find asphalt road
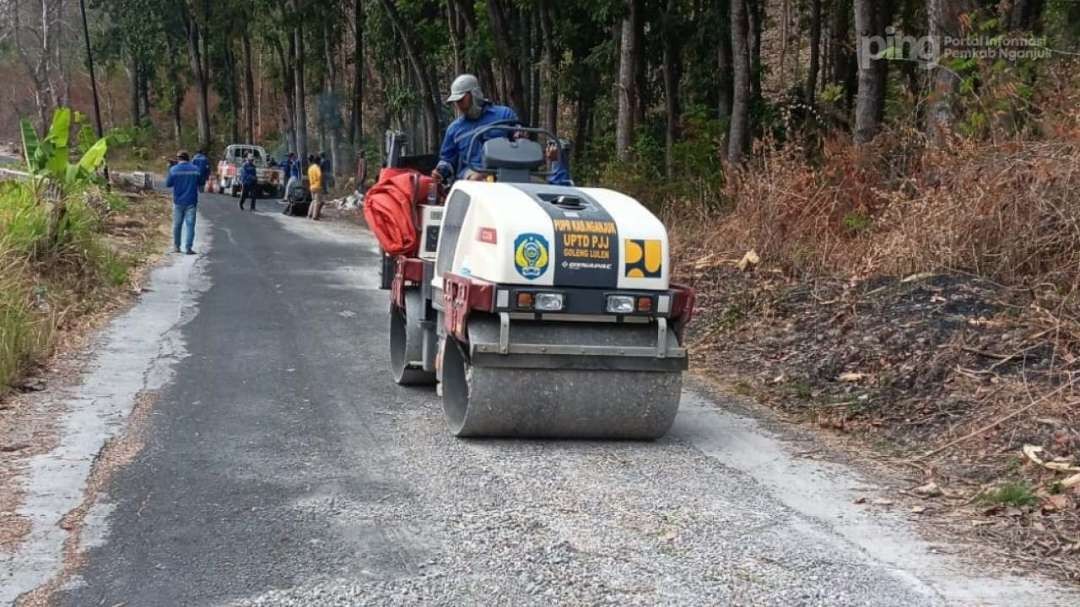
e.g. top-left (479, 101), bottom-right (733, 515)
top-left (30, 192), bottom-right (1076, 606)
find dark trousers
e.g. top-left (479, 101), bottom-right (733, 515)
top-left (239, 184), bottom-right (257, 210)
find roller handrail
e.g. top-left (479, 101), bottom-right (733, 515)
top-left (460, 120), bottom-right (563, 178)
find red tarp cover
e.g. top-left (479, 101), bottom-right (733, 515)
top-left (362, 168), bottom-right (433, 256)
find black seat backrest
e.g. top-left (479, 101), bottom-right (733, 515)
top-left (483, 138), bottom-right (544, 183)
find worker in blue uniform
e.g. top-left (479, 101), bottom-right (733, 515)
top-left (433, 73), bottom-right (572, 186)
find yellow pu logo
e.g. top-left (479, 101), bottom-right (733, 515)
top-left (624, 239), bottom-right (662, 278)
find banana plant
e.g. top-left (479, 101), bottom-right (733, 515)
top-left (19, 107), bottom-right (108, 192)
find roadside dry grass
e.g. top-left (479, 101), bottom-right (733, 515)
top-left (641, 55), bottom-right (1080, 582)
top-left (659, 97), bottom-right (1080, 579)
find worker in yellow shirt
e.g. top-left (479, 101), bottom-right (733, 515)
top-left (306, 155), bottom-right (324, 221)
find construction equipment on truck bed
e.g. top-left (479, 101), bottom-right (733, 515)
top-left (376, 126), bottom-right (694, 439)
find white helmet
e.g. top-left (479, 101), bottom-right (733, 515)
top-left (445, 73), bottom-right (485, 105)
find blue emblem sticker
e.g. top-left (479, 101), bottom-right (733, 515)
top-left (513, 233), bottom-right (550, 280)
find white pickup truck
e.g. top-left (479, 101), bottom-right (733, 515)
top-left (215, 144), bottom-right (284, 197)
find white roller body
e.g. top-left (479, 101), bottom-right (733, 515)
top-left (433, 181), bottom-right (670, 291)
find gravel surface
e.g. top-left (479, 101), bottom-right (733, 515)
top-left (6, 194), bottom-right (1070, 607)
top-left (224, 421), bottom-right (937, 607)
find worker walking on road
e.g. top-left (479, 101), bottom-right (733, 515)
top-left (165, 151), bottom-right (201, 255)
top-left (192, 150), bottom-right (211, 192)
top-left (307, 155), bottom-right (324, 221)
top-left (281, 152), bottom-right (299, 202)
top-left (239, 155), bottom-right (258, 212)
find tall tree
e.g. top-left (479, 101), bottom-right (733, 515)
top-left (806, 0), bottom-right (822, 105)
top-left (661, 0), bottom-right (683, 177)
top-left (180, 0), bottom-right (211, 150)
top-left (243, 26), bottom-right (257, 144)
top-left (829, 0), bottom-right (856, 108)
top-left (349, 0), bottom-right (365, 145)
top-left (487, 0), bottom-right (529, 122)
top-left (615, 0), bottom-right (640, 161)
top-left (927, 0), bottom-right (977, 144)
top-left (729, 0), bottom-right (752, 163)
top-left (853, 0), bottom-right (883, 143)
top-left (378, 0), bottom-right (439, 151)
top-left (6, 0), bottom-right (66, 127)
top-left (717, 0), bottom-right (734, 121)
top-left (448, 0), bottom-right (497, 96)
top-left (1007, 0), bottom-right (1046, 31)
top-left (538, 0), bottom-right (558, 134)
top-left (322, 19), bottom-right (342, 177)
top-left (748, 0), bottom-right (763, 103)
top-left (270, 28), bottom-right (297, 153)
top-left (292, 0), bottom-right (309, 160)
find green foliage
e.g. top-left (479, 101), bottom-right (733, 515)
top-left (0, 253), bottom-right (47, 390)
top-left (19, 108), bottom-right (110, 191)
top-left (820, 84), bottom-right (846, 106)
top-left (0, 177), bottom-right (158, 391)
top-left (843, 212), bottom-right (872, 234)
top-left (979, 482), bottom-right (1038, 507)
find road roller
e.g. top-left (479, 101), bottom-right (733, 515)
top-left (382, 127), bottom-right (695, 439)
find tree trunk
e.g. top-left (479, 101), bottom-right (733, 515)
top-left (539, 0), bottom-right (558, 134)
top-left (272, 33), bottom-right (297, 153)
top-left (379, 0), bottom-right (440, 151)
top-left (518, 6), bottom-right (533, 121)
top-left (780, 0), bottom-right (789, 91)
top-left (350, 0), bottom-right (365, 145)
top-left (574, 96), bottom-right (589, 165)
top-left (748, 0), bottom-right (763, 103)
top-left (223, 41), bottom-right (241, 144)
top-left (662, 0), bottom-right (681, 178)
top-left (531, 10), bottom-right (544, 127)
top-left (293, 4), bottom-right (309, 160)
top-left (324, 23), bottom-right (341, 180)
top-left (181, 1), bottom-right (211, 150)
top-left (1008, 0), bottom-right (1045, 31)
top-left (164, 37), bottom-right (184, 144)
top-left (129, 58), bottom-right (141, 127)
top-left (729, 0), bottom-right (752, 163)
top-left (487, 0), bottom-right (529, 122)
top-left (447, 0), bottom-right (465, 73)
top-left (717, 0), bottom-right (734, 121)
top-left (450, 0), bottom-right (498, 96)
top-left (829, 0), bottom-right (856, 107)
top-left (806, 0), bottom-right (822, 105)
top-left (853, 0), bottom-right (882, 144)
top-left (138, 63), bottom-right (151, 124)
top-left (243, 28), bottom-right (256, 144)
top-left (927, 0), bottom-right (976, 144)
top-left (615, 0), bottom-right (640, 161)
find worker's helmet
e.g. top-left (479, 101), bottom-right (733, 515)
top-left (445, 74), bottom-right (485, 105)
